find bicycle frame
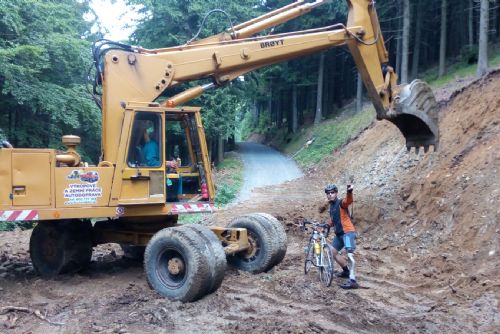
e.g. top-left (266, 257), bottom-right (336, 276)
top-left (303, 220), bottom-right (334, 287)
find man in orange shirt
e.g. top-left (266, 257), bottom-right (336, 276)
top-left (325, 183), bottom-right (358, 289)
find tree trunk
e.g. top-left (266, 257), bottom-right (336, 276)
top-left (8, 108), bottom-right (12, 141)
top-left (438, 0), bottom-right (447, 78)
top-left (411, 0), bottom-right (422, 80)
top-left (292, 85), bottom-right (298, 133)
top-left (314, 53), bottom-right (325, 125)
top-left (227, 135), bottom-right (235, 151)
top-left (207, 137), bottom-right (213, 163)
top-left (401, 0), bottom-right (410, 84)
top-left (356, 72), bottom-right (363, 113)
top-left (468, 0), bottom-right (474, 46)
top-left (217, 135), bottom-right (224, 164)
top-left (491, 0), bottom-right (497, 42)
top-left (395, 5), bottom-right (402, 78)
top-left (476, 0), bottom-right (489, 77)
top-left (268, 85), bottom-right (272, 124)
top-left (251, 99), bottom-right (258, 127)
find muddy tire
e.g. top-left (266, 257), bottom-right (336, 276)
top-left (251, 213), bottom-right (287, 267)
top-left (227, 216), bottom-right (274, 273)
top-left (320, 245), bottom-right (334, 287)
top-left (30, 220), bottom-right (92, 277)
top-left (144, 226), bottom-right (211, 302)
top-left (237, 214), bottom-right (279, 272)
top-left (304, 242), bottom-right (314, 274)
top-left (120, 244), bottom-right (146, 260)
top-left (185, 224), bottom-right (226, 294)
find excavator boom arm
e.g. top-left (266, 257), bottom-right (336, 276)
top-left (97, 0), bottom-right (438, 162)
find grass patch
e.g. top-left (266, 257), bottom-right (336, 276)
top-left (0, 221), bottom-right (35, 232)
top-left (279, 106), bottom-right (375, 169)
top-left (422, 46), bottom-right (500, 88)
top-left (214, 153), bottom-right (244, 207)
top-left (177, 213), bottom-right (204, 224)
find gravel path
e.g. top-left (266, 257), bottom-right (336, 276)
top-left (234, 142), bottom-right (303, 203)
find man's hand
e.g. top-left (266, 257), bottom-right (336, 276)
top-left (166, 160), bottom-right (178, 169)
top-left (347, 184), bottom-right (353, 193)
top-left (318, 202), bottom-right (328, 213)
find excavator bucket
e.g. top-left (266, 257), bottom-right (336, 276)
top-left (390, 80), bottom-right (439, 152)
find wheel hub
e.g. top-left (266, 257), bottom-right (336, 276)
top-left (42, 242), bottom-right (57, 259)
top-left (242, 235), bottom-right (258, 259)
top-left (167, 257), bottom-right (185, 275)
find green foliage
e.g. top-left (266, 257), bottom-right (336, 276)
top-left (0, 220), bottom-right (35, 232)
top-left (128, 0), bottom-right (262, 48)
top-left (460, 45), bottom-right (479, 65)
top-left (422, 43), bottom-right (500, 88)
top-left (198, 83), bottom-right (248, 139)
top-left (0, 0), bottom-right (100, 162)
top-left (214, 154), bottom-right (243, 206)
top-left (239, 111), bottom-right (254, 140)
top-left (284, 107), bottom-right (375, 168)
top-left (177, 213), bottom-right (203, 225)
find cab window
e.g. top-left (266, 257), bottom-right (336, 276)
top-left (127, 112), bottom-right (162, 167)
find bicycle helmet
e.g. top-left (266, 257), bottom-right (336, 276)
top-left (324, 184), bottom-right (338, 193)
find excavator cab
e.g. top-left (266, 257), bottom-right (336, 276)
top-left (120, 103), bottom-right (215, 206)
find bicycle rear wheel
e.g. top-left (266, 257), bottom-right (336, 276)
top-left (304, 242), bottom-right (314, 274)
top-left (319, 245), bottom-right (334, 287)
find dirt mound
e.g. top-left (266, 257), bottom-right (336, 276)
top-left (0, 72), bottom-right (499, 333)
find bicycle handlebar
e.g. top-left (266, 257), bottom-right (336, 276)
top-left (302, 220), bottom-right (331, 237)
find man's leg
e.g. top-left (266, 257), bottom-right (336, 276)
top-left (340, 233), bottom-right (359, 289)
top-left (332, 248), bottom-right (348, 268)
top-left (331, 236), bottom-right (349, 277)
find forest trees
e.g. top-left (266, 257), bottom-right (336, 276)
top-left (0, 0), bottom-right (100, 161)
top-left (477, 0), bottom-right (490, 76)
top-left (0, 0), bottom-right (498, 161)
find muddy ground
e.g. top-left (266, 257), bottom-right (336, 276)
top-left (1, 71), bottom-right (499, 333)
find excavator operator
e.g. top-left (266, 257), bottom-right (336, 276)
top-left (136, 120), bottom-right (161, 167)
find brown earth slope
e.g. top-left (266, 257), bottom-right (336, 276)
top-left (0, 71), bottom-right (499, 333)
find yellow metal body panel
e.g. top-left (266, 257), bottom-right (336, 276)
top-left (100, 27), bottom-right (357, 163)
top-left (35, 207), bottom-right (120, 220)
top-left (55, 167), bottom-right (114, 208)
top-left (119, 178), bottom-right (164, 205)
top-left (0, 149), bottom-right (12, 206)
top-left (12, 150), bottom-right (53, 207)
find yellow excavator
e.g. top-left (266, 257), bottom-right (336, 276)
top-left (0, 0), bottom-right (438, 302)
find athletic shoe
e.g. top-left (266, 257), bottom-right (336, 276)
top-left (340, 279), bottom-right (359, 289)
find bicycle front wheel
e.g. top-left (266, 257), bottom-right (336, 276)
top-left (319, 245), bottom-right (334, 287)
top-left (304, 242), bottom-right (314, 274)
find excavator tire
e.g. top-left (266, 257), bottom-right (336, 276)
top-left (227, 216), bottom-right (274, 273)
top-left (184, 224), bottom-right (227, 294)
top-left (393, 79), bottom-right (440, 152)
top-left (143, 226), bottom-right (211, 302)
top-left (250, 213), bottom-right (287, 268)
top-left (30, 220), bottom-right (92, 277)
top-left (235, 214), bottom-right (280, 272)
top-left (244, 213), bottom-right (286, 269)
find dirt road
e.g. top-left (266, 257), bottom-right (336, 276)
top-left (234, 142), bottom-right (303, 202)
top-left (1, 71), bottom-right (499, 333)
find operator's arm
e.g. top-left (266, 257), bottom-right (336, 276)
top-left (341, 185), bottom-right (353, 208)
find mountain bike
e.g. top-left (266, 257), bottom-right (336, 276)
top-left (302, 220), bottom-right (334, 287)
